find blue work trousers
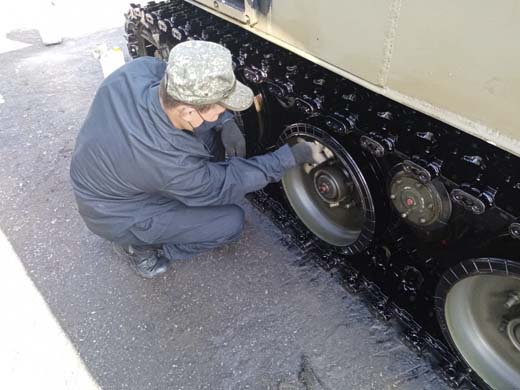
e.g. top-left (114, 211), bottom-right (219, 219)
top-left (119, 203), bottom-right (245, 261)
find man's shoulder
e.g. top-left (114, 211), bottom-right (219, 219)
top-left (123, 56), bottom-right (166, 76)
top-left (100, 57), bottom-right (166, 90)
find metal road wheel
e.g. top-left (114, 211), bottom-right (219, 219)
top-left (436, 258), bottom-right (520, 389)
top-left (278, 123), bottom-right (376, 253)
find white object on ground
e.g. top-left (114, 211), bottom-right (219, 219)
top-left (39, 1), bottom-right (63, 45)
top-left (94, 44), bottom-right (126, 78)
top-left (0, 94), bottom-right (5, 104)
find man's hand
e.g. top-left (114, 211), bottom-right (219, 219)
top-left (221, 120), bottom-right (246, 158)
top-left (290, 141), bottom-right (328, 165)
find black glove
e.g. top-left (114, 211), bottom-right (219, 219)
top-left (290, 141), bottom-right (328, 165)
top-left (220, 120), bottom-right (246, 158)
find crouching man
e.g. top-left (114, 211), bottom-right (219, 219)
top-left (70, 40), bottom-right (326, 278)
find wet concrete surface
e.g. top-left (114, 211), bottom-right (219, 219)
top-left (0, 28), bottom-right (451, 390)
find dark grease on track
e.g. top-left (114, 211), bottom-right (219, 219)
top-left (248, 190), bottom-right (471, 388)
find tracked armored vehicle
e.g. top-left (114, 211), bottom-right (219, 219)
top-left (124, 1), bottom-right (520, 388)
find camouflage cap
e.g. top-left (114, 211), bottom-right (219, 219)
top-left (165, 40), bottom-right (254, 111)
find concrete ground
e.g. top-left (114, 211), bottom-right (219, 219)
top-left (0, 28), bottom-right (450, 390)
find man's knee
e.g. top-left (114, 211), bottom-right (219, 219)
top-left (220, 204), bottom-right (245, 240)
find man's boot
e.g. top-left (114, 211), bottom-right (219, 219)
top-left (113, 244), bottom-right (170, 278)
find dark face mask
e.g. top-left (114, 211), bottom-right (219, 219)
top-left (189, 109), bottom-right (219, 133)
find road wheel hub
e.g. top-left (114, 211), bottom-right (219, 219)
top-left (313, 166), bottom-right (353, 206)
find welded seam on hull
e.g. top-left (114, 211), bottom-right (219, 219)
top-left (378, 0), bottom-right (402, 87)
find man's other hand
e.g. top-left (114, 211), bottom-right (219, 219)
top-left (221, 120), bottom-right (246, 158)
top-left (290, 141), bottom-right (328, 165)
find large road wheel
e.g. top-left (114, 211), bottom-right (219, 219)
top-left (435, 258), bottom-right (520, 389)
top-left (278, 123), bottom-right (379, 254)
